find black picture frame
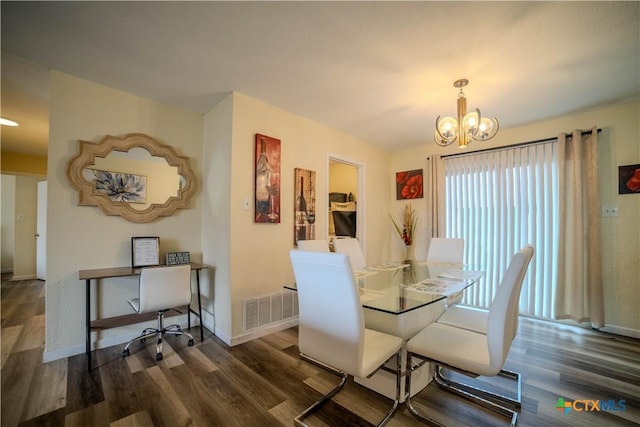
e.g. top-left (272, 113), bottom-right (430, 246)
top-left (131, 236), bottom-right (160, 267)
top-left (618, 164), bottom-right (640, 194)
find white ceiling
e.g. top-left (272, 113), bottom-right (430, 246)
top-left (1, 1), bottom-right (639, 158)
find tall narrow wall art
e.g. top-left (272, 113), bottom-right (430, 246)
top-left (294, 168), bottom-right (316, 246)
top-left (254, 134), bottom-right (281, 223)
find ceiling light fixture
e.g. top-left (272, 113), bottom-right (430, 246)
top-left (0, 117), bottom-right (19, 127)
top-left (434, 78), bottom-right (499, 148)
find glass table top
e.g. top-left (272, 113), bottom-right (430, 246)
top-left (286, 261), bottom-right (484, 315)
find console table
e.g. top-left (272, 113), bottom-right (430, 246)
top-left (78, 262), bottom-right (210, 371)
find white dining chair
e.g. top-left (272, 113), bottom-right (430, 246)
top-left (426, 237), bottom-right (464, 264)
top-left (122, 264), bottom-right (195, 361)
top-left (405, 245), bottom-right (534, 426)
top-left (438, 245), bottom-right (534, 337)
top-left (427, 237), bottom-right (465, 305)
top-left (289, 250), bottom-right (403, 427)
top-left (297, 239), bottom-right (330, 252)
top-left (333, 237), bottom-right (366, 271)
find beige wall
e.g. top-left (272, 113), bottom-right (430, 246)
top-left (45, 71), bottom-right (204, 360)
top-left (1, 151), bottom-right (47, 176)
top-left (391, 101), bottom-right (640, 334)
top-left (329, 162), bottom-right (358, 199)
top-left (1, 174), bottom-right (43, 278)
top-left (1, 174), bottom-right (16, 272)
top-left (205, 92), bottom-right (391, 342)
top-left (12, 175), bottom-right (41, 279)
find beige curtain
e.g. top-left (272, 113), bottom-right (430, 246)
top-left (554, 127), bottom-right (604, 328)
top-left (425, 155), bottom-right (446, 238)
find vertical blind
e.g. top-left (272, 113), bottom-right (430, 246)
top-left (444, 141), bottom-right (558, 319)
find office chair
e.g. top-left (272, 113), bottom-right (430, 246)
top-left (427, 237), bottom-right (465, 305)
top-left (122, 264), bottom-right (195, 361)
top-left (289, 250), bottom-right (403, 426)
top-left (333, 237), bottom-right (366, 271)
top-left (405, 245), bottom-right (534, 426)
top-left (297, 239), bottom-right (330, 252)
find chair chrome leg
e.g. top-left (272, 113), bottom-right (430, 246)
top-left (377, 352), bottom-right (401, 427)
top-left (294, 354), bottom-right (348, 427)
top-left (434, 365), bottom-right (518, 426)
top-left (123, 330), bottom-right (158, 355)
top-left (404, 353), bottom-right (445, 427)
top-left (295, 352), bottom-right (401, 427)
top-left (123, 311), bottom-right (196, 359)
top-left (435, 365), bottom-right (522, 408)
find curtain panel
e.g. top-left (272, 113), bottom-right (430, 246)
top-left (554, 127), bottom-right (604, 328)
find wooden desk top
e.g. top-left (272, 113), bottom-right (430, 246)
top-left (79, 262), bottom-right (210, 280)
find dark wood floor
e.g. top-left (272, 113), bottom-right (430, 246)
top-left (2, 274), bottom-right (639, 426)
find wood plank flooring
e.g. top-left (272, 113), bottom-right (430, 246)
top-left (2, 274), bottom-right (639, 426)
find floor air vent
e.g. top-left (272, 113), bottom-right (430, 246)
top-left (243, 290), bottom-right (298, 332)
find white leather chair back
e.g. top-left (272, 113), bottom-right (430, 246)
top-left (137, 265), bottom-right (192, 313)
top-left (289, 250), bottom-right (364, 375)
top-left (427, 237), bottom-right (464, 263)
top-left (297, 239), bottom-right (330, 252)
top-left (333, 237), bottom-right (366, 271)
top-left (487, 245), bottom-right (534, 370)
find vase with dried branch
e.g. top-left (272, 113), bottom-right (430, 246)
top-left (390, 203), bottom-right (417, 261)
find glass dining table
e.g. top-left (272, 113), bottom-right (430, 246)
top-left (286, 260), bottom-right (485, 401)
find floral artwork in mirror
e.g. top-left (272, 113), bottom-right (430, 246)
top-left (83, 169), bottom-right (147, 203)
top-left (67, 133), bottom-right (197, 223)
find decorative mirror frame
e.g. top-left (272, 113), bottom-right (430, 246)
top-left (67, 133), bottom-right (197, 223)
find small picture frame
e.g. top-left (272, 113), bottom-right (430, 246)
top-left (131, 236), bottom-right (160, 267)
top-left (166, 251), bottom-right (191, 265)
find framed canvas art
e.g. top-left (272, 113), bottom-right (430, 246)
top-left (396, 169), bottom-right (423, 200)
top-left (618, 164), bottom-right (640, 194)
top-left (294, 168), bottom-right (316, 246)
top-left (254, 134), bottom-right (281, 223)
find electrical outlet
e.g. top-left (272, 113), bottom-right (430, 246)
top-left (601, 206), bottom-right (619, 217)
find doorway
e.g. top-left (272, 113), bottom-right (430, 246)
top-left (327, 155), bottom-right (364, 250)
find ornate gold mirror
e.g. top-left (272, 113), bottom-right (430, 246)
top-left (67, 133), bottom-right (197, 223)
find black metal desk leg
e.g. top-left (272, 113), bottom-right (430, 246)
top-left (86, 278), bottom-right (91, 371)
top-left (196, 270), bottom-right (204, 341)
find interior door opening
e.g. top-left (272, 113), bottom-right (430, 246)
top-left (328, 155), bottom-right (364, 250)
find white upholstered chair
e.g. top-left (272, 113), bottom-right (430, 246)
top-left (438, 244), bottom-right (535, 340)
top-left (289, 250), bottom-right (403, 427)
top-left (427, 237), bottom-right (465, 305)
top-left (333, 237), bottom-right (366, 271)
top-left (426, 237), bottom-right (464, 264)
top-left (122, 264), bottom-right (195, 361)
top-left (405, 245), bottom-right (534, 426)
top-left (297, 239), bottom-right (330, 252)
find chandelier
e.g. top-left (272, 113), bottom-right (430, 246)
top-left (434, 78), bottom-right (499, 148)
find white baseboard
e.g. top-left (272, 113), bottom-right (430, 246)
top-left (42, 312), bottom-right (299, 364)
top-left (43, 319), bottom-right (192, 363)
top-left (11, 274), bottom-right (36, 281)
top-left (230, 318), bottom-right (299, 346)
top-left (600, 324), bottom-right (640, 339)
